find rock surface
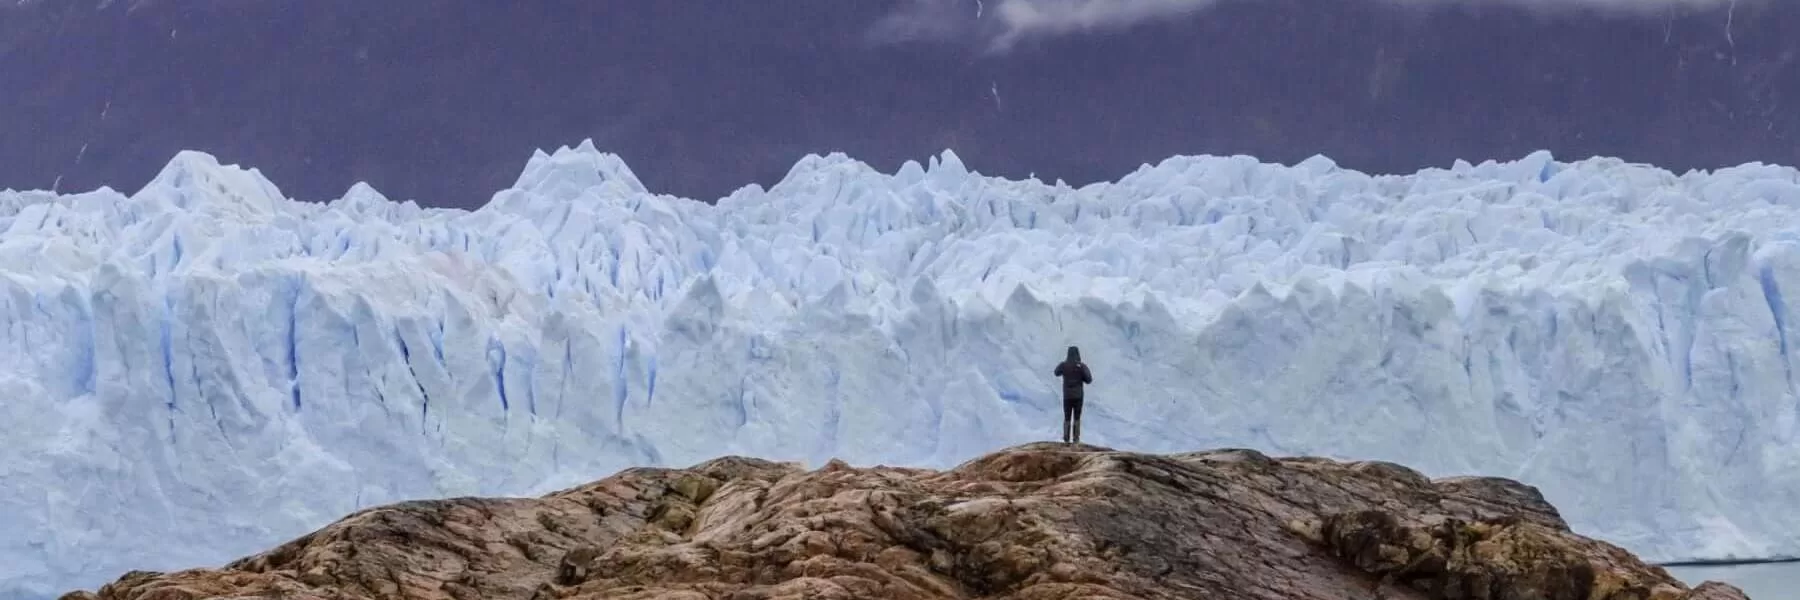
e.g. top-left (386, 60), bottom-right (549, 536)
top-left (62, 443), bottom-right (1751, 600)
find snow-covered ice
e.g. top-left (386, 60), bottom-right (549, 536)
top-left (3, 141), bottom-right (1800, 597)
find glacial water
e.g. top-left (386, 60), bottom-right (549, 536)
top-left (1666, 561), bottom-right (1799, 599)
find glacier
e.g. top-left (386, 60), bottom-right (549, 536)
top-left (4, 141), bottom-right (1800, 597)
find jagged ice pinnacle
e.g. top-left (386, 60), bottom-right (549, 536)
top-left (3, 140), bottom-right (1800, 598)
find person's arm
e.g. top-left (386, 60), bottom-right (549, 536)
top-left (1081, 364), bottom-right (1092, 384)
top-left (1054, 362), bottom-right (1066, 377)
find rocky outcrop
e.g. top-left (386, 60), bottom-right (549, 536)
top-left (61, 443), bottom-right (1750, 600)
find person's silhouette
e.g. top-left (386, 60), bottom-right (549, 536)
top-left (1052, 346), bottom-right (1093, 444)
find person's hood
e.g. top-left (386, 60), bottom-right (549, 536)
top-left (1066, 346), bottom-right (1081, 361)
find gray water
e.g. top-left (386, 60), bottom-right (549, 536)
top-left (1666, 562), bottom-right (1800, 600)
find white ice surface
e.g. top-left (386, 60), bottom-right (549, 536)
top-left (3, 142), bottom-right (1800, 597)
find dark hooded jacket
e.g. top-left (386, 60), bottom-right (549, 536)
top-left (1053, 346), bottom-right (1093, 400)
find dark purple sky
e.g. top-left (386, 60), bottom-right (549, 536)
top-left (2, 0), bottom-right (1795, 208)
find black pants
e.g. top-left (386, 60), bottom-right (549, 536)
top-left (1062, 396), bottom-right (1083, 443)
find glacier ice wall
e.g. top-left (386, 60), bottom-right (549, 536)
top-left (4, 141), bottom-right (1800, 597)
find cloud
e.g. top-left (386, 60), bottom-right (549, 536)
top-left (981, 0), bottom-right (1222, 49)
top-left (4, 0), bottom-right (159, 12)
top-left (1388, 0), bottom-right (1757, 16)
top-left (868, 0), bottom-right (1219, 52)
top-left (871, 0), bottom-right (1765, 54)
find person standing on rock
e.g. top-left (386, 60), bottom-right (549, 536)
top-left (1053, 345), bottom-right (1093, 444)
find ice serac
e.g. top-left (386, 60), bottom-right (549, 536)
top-left (3, 143), bottom-right (1800, 598)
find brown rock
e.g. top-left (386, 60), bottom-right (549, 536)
top-left (555, 545), bottom-right (600, 586)
top-left (1690, 581), bottom-right (1755, 600)
top-left (63, 443), bottom-right (1753, 600)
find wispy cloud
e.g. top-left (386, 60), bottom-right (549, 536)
top-left (872, 0), bottom-right (1764, 54)
top-left (5, 0), bottom-right (160, 12)
top-left (980, 0), bottom-right (1222, 50)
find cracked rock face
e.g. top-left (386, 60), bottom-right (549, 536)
top-left (61, 443), bottom-right (1751, 600)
